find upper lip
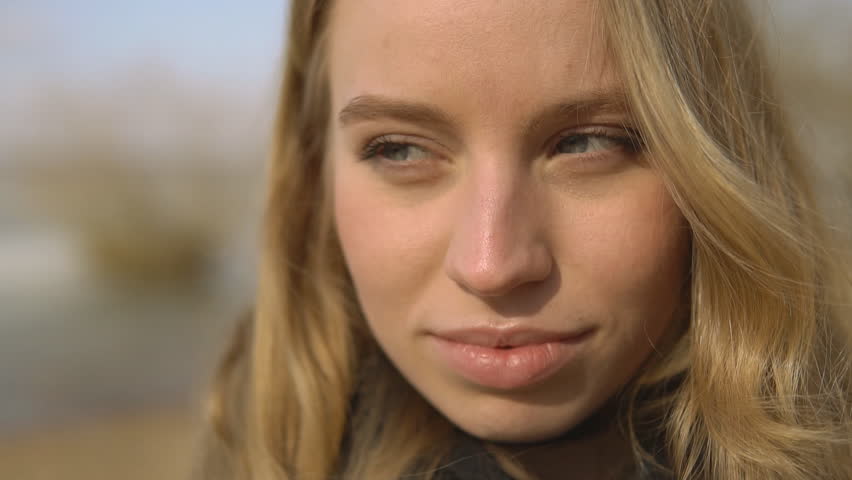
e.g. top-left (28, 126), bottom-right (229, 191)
top-left (431, 326), bottom-right (595, 348)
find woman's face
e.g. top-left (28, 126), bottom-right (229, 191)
top-left (328, 0), bottom-right (689, 443)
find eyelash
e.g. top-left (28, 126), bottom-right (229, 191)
top-left (358, 127), bottom-right (644, 163)
top-left (359, 135), bottom-right (418, 161)
top-left (555, 127), bottom-right (644, 156)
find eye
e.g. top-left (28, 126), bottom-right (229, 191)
top-left (357, 135), bottom-right (449, 184)
top-left (361, 136), bottom-right (432, 163)
top-left (553, 132), bottom-right (638, 156)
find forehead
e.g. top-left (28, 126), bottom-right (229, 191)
top-left (327, 0), bottom-right (619, 119)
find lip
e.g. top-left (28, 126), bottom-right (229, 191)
top-left (428, 327), bottom-right (595, 390)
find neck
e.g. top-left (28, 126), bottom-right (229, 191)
top-left (500, 401), bottom-right (633, 480)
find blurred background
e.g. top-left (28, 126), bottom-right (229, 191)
top-left (1, 1), bottom-right (282, 478)
top-left (0, 1), bottom-right (849, 479)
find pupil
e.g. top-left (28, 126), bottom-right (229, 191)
top-left (382, 143), bottom-right (407, 161)
top-left (561, 135), bottom-right (588, 154)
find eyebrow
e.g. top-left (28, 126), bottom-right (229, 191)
top-left (525, 92), bottom-right (631, 134)
top-left (338, 95), bottom-right (457, 131)
top-left (337, 91), bottom-right (631, 135)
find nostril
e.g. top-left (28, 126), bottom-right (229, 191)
top-left (442, 191), bottom-right (554, 297)
top-left (446, 246), bottom-right (554, 298)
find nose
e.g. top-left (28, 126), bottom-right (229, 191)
top-left (444, 162), bottom-right (553, 297)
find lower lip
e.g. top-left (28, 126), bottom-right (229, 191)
top-left (430, 332), bottom-right (592, 390)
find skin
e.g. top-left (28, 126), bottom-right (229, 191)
top-left (327, 0), bottom-right (689, 475)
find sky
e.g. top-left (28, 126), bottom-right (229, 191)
top-left (0, 0), bottom-right (285, 83)
top-left (0, 0), bottom-right (287, 165)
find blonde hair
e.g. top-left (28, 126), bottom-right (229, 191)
top-left (196, 1), bottom-right (852, 479)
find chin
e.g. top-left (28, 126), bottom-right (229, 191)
top-left (445, 401), bottom-right (592, 444)
top-left (459, 419), bottom-right (579, 444)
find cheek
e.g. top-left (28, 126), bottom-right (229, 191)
top-left (558, 180), bottom-right (689, 335)
top-left (582, 190), bottom-right (684, 286)
top-left (333, 169), bottom-right (447, 323)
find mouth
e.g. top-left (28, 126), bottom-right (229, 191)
top-left (433, 326), bottom-right (594, 348)
top-left (428, 326), bottom-right (595, 390)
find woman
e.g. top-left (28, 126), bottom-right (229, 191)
top-left (197, 0), bottom-right (852, 478)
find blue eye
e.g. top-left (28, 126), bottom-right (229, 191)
top-left (554, 134), bottom-right (627, 155)
top-left (361, 138), bottom-right (431, 163)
